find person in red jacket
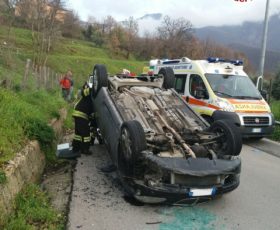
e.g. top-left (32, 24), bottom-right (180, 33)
top-left (60, 71), bottom-right (73, 101)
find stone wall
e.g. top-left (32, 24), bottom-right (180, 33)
top-left (0, 108), bottom-right (67, 225)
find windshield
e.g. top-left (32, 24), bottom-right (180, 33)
top-left (205, 74), bottom-right (262, 99)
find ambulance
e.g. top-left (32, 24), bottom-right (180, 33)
top-left (150, 57), bottom-right (275, 138)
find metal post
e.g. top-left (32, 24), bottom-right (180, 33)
top-left (258, 0), bottom-right (270, 85)
top-left (22, 59), bottom-right (31, 90)
top-left (268, 79), bottom-right (272, 105)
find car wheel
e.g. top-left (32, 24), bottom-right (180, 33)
top-left (159, 67), bottom-right (175, 89)
top-left (210, 120), bottom-right (242, 156)
top-left (119, 120), bottom-right (147, 176)
top-left (92, 64), bottom-right (108, 97)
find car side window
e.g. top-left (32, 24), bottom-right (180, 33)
top-left (175, 76), bottom-right (187, 94)
top-left (189, 74), bottom-right (209, 99)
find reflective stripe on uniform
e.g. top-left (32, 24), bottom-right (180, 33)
top-left (83, 136), bottom-right (91, 142)
top-left (74, 97), bottom-right (82, 109)
top-left (72, 110), bottom-right (89, 120)
top-left (74, 135), bottom-right (91, 143)
top-left (74, 135), bottom-right (82, 141)
top-left (83, 88), bottom-right (90, 97)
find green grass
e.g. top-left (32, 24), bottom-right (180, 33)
top-left (3, 184), bottom-right (64, 230)
top-left (271, 100), bottom-right (280, 140)
top-left (271, 101), bottom-right (280, 120)
top-left (0, 170), bottom-right (7, 184)
top-left (63, 105), bottom-right (74, 130)
top-left (0, 89), bottom-right (64, 166)
top-left (0, 26), bottom-right (146, 85)
top-left (0, 25), bottom-right (146, 163)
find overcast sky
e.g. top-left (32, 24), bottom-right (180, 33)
top-left (67, 0), bottom-right (280, 28)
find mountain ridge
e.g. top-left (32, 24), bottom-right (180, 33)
top-left (194, 13), bottom-right (280, 73)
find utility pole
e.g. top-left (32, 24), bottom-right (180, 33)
top-left (258, 0), bottom-right (270, 81)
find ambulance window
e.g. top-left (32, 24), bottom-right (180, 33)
top-left (175, 76), bottom-right (186, 94)
top-left (189, 74), bottom-right (209, 99)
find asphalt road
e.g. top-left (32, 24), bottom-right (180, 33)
top-left (67, 144), bottom-right (280, 230)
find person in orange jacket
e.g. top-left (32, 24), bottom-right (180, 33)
top-left (60, 71), bottom-right (73, 101)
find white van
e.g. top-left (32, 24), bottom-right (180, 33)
top-left (151, 57), bottom-right (275, 139)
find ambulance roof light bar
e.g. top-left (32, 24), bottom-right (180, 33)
top-left (207, 57), bottom-right (243, 66)
top-left (160, 57), bottom-right (191, 65)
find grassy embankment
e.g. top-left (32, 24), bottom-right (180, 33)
top-left (4, 184), bottom-right (65, 230)
top-left (0, 25), bottom-right (145, 229)
top-left (0, 25), bottom-right (145, 165)
top-left (271, 101), bottom-right (280, 140)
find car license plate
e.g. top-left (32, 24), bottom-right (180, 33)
top-left (252, 128), bottom-right (261, 133)
top-left (188, 188), bottom-right (215, 197)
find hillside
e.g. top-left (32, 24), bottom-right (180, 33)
top-left (195, 13), bottom-right (280, 73)
top-left (0, 26), bottom-right (146, 87)
top-left (229, 43), bottom-right (280, 73)
top-left (195, 13), bottom-right (280, 52)
top-left (0, 25), bottom-right (145, 165)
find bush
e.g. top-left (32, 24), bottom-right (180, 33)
top-left (0, 170), bottom-right (6, 184)
top-left (271, 100), bottom-right (280, 141)
top-left (0, 89), bottom-right (64, 165)
top-left (272, 71), bottom-right (280, 100)
top-left (24, 118), bottom-right (55, 148)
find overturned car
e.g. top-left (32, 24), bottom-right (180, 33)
top-left (90, 64), bottom-right (242, 204)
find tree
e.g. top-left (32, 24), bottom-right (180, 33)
top-left (107, 26), bottom-right (123, 56)
top-left (272, 70), bottom-right (280, 100)
top-left (102, 16), bottom-right (117, 34)
top-left (91, 24), bottom-right (105, 47)
top-left (16, 0), bottom-right (66, 65)
top-left (156, 16), bottom-right (193, 58)
top-left (0, 0), bottom-right (20, 67)
top-left (121, 16), bottom-right (138, 59)
top-left (61, 10), bottom-right (81, 38)
top-left (82, 24), bottom-right (93, 41)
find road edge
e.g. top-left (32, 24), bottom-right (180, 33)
top-left (245, 138), bottom-right (280, 158)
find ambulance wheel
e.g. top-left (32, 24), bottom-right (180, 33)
top-left (92, 64), bottom-right (108, 97)
top-left (159, 67), bottom-right (175, 89)
top-left (210, 120), bottom-right (242, 156)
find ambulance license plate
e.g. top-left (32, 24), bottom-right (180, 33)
top-left (252, 128), bottom-right (262, 133)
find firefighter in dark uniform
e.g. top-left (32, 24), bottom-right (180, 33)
top-left (72, 83), bottom-right (93, 155)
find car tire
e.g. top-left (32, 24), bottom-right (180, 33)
top-left (159, 67), bottom-right (175, 89)
top-left (119, 120), bottom-right (147, 176)
top-left (92, 64), bottom-right (108, 97)
top-left (210, 120), bottom-right (242, 156)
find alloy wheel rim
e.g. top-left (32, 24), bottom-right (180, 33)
top-left (121, 128), bottom-right (132, 161)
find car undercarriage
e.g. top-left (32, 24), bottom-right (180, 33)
top-left (91, 64), bottom-right (242, 204)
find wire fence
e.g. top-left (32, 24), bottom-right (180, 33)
top-left (22, 59), bottom-right (61, 91)
top-left (0, 58), bottom-right (62, 91)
